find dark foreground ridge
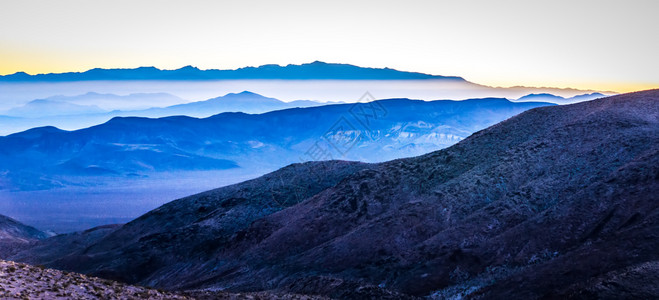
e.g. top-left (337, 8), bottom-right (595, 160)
top-left (10, 90), bottom-right (659, 299)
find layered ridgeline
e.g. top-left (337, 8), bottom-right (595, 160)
top-left (11, 90), bottom-right (658, 298)
top-left (0, 90), bottom-right (605, 137)
top-left (0, 91), bottom-right (334, 135)
top-left (0, 97), bottom-right (551, 191)
top-left (514, 92), bottom-right (606, 104)
top-left (130, 91), bottom-right (330, 117)
top-left (0, 61), bottom-right (608, 113)
top-left (0, 61), bottom-right (611, 137)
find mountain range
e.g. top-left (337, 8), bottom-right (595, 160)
top-left (0, 61), bottom-right (612, 119)
top-left (0, 91), bottom-right (333, 135)
top-left (128, 91), bottom-right (335, 117)
top-left (1, 90), bottom-right (602, 136)
top-left (0, 61), bottom-right (465, 82)
top-left (0, 95), bottom-right (555, 233)
top-left (0, 97), bottom-right (552, 192)
top-left (5, 90), bottom-right (658, 299)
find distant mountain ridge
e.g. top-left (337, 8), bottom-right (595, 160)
top-left (0, 90), bottom-right (607, 136)
top-left (135, 91), bottom-right (335, 117)
top-left (0, 98), bottom-right (552, 192)
top-left (4, 99), bottom-right (106, 118)
top-left (0, 97), bottom-right (554, 233)
top-left (0, 61), bottom-right (465, 81)
top-left (516, 92), bottom-right (607, 104)
top-left (0, 91), bottom-right (334, 135)
top-left (38, 92), bottom-right (186, 110)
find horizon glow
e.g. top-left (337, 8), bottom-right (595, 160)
top-left (1, 0), bottom-right (657, 93)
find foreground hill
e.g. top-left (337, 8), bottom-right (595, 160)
top-left (0, 260), bottom-right (325, 299)
top-left (0, 260), bottom-right (190, 299)
top-left (12, 90), bottom-right (659, 298)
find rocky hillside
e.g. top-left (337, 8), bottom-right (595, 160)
top-left (11, 90), bottom-right (659, 299)
top-left (0, 260), bottom-right (329, 299)
top-left (9, 224), bottom-right (120, 266)
top-left (0, 215), bottom-right (48, 258)
top-left (0, 260), bottom-right (191, 299)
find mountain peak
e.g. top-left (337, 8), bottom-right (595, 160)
top-left (176, 65), bottom-right (200, 71)
top-left (220, 91), bottom-right (269, 99)
top-left (237, 90), bottom-right (259, 95)
top-left (8, 71), bottom-right (29, 76)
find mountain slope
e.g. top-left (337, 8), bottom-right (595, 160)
top-left (13, 90), bottom-right (658, 298)
top-left (0, 215), bottom-right (48, 258)
top-left (0, 61), bottom-right (464, 82)
top-left (9, 224), bottom-right (120, 265)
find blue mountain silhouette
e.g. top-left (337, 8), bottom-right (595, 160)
top-left (0, 61), bottom-right (466, 81)
top-left (0, 98), bottom-right (551, 191)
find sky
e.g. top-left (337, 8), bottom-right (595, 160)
top-left (1, 0), bottom-right (657, 92)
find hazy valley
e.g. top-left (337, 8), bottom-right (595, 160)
top-left (1, 77), bottom-right (557, 232)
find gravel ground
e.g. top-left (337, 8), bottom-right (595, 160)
top-left (0, 259), bottom-right (191, 299)
top-left (0, 260), bottom-right (330, 300)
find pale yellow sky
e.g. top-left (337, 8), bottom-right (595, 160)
top-left (1, 0), bottom-right (657, 92)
